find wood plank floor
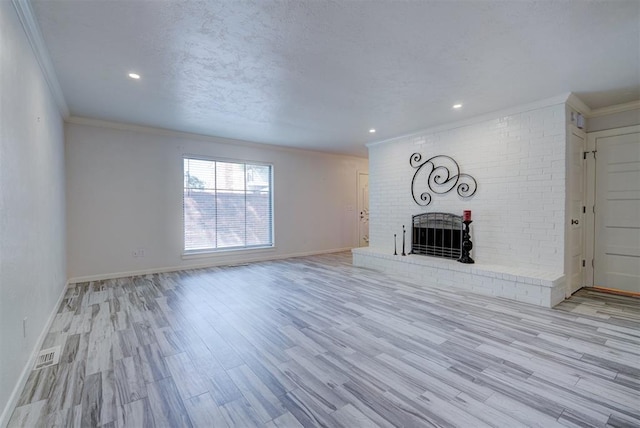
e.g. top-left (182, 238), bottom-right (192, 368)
top-left (8, 252), bottom-right (640, 427)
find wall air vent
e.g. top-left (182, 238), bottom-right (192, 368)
top-left (34, 346), bottom-right (60, 370)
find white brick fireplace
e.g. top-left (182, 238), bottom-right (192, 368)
top-left (353, 97), bottom-right (575, 307)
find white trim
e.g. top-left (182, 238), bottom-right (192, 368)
top-left (182, 156), bottom-right (275, 253)
top-left (0, 280), bottom-right (68, 428)
top-left (588, 100), bottom-right (640, 118)
top-left (67, 247), bottom-right (353, 284)
top-left (182, 245), bottom-right (276, 260)
top-left (564, 125), bottom-right (587, 298)
top-left (566, 94), bottom-right (592, 115)
top-left (587, 124), bottom-right (640, 139)
top-left (585, 131), bottom-right (597, 288)
top-left (585, 125), bottom-right (640, 289)
top-left (67, 116), bottom-right (367, 159)
top-left (182, 153), bottom-right (274, 168)
top-left (11, 0), bottom-right (69, 118)
top-left (367, 93), bottom-right (573, 149)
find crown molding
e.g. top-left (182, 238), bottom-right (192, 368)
top-left (67, 116), bottom-right (367, 159)
top-left (566, 93), bottom-right (592, 115)
top-left (367, 93), bottom-right (573, 149)
top-left (11, 0), bottom-right (69, 118)
top-left (588, 100), bottom-right (640, 118)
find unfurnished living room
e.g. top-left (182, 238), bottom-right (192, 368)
top-left (2, 0), bottom-right (639, 427)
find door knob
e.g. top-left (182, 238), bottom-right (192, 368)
top-left (571, 219), bottom-right (579, 225)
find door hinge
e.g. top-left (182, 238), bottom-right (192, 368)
top-left (582, 260), bottom-right (585, 267)
top-left (582, 206), bottom-right (586, 213)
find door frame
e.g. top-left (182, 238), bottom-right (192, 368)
top-left (585, 125), bottom-right (640, 287)
top-left (565, 125), bottom-right (587, 297)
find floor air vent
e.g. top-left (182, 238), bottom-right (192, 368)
top-left (34, 346), bottom-right (60, 370)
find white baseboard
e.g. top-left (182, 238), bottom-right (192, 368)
top-left (67, 247), bottom-right (354, 284)
top-left (0, 280), bottom-right (68, 428)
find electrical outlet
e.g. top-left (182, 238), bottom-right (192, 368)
top-left (132, 248), bottom-right (146, 258)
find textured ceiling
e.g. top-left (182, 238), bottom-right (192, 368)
top-left (32, 0), bottom-right (640, 157)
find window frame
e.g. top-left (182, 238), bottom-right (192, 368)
top-left (182, 154), bottom-right (275, 256)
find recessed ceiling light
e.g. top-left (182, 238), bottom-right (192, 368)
top-left (453, 103), bottom-right (462, 109)
top-left (369, 129), bottom-right (376, 133)
top-left (128, 73), bottom-right (141, 79)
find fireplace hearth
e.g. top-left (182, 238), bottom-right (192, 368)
top-left (411, 212), bottom-right (462, 260)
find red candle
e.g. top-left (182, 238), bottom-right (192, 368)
top-left (463, 210), bottom-right (472, 222)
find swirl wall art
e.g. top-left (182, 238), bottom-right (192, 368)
top-left (410, 152), bottom-right (477, 206)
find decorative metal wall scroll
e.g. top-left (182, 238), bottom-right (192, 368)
top-left (410, 153), bottom-right (477, 206)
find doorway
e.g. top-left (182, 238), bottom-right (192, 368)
top-left (586, 125), bottom-right (640, 294)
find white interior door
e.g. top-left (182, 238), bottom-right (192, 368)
top-left (357, 172), bottom-right (369, 247)
top-left (567, 126), bottom-right (586, 296)
top-left (594, 127), bottom-right (640, 294)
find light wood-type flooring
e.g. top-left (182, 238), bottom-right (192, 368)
top-left (8, 252), bottom-right (640, 427)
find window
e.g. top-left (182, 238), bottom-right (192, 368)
top-left (183, 156), bottom-right (273, 253)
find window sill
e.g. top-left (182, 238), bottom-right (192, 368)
top-left (181, 245), bottom-right (276, 260)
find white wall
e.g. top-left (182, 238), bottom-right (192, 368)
top-left (65, 120), bottom-right (368, 280)
top-left (368, 102), bottom-right (567, 272)
top-left (0, 1), bottom-right (66, 422)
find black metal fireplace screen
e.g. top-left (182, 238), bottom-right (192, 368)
top-left (411, 212), bottom-right (463, 259)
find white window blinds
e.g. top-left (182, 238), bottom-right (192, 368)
top-left (183, 157), bottom-right (273, 252)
